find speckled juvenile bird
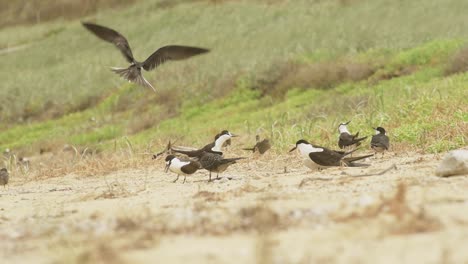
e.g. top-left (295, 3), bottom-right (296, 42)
top-left (290, 139), bottom-right (373, 170)
top-left (0, 168), bottom-right (9, 188)
top-left (197, 151), bottom-right (245, 181)
top-left (338, 121), bottom-right (367, 149)
top-left (371, 127), bottom-right (390, 157)
top-left (243, 135), bottom-right (271, 154)
top-left (164, 155), bottom-right (201, 183)
top-left (82, 22), bottom-right (210, 91)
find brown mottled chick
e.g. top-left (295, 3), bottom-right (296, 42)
top-left (0, 168), bottom-right (9, 188)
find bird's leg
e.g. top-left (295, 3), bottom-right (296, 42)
top-left (172, 174), bottom-right (179, 183)
top-left (183, 176), bottom-right (186, 184)
top-left (208, 171), bottom-right (212, 182)
top-left (216, 173), bottom-right (220, 180)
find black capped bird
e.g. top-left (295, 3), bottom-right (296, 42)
top-left (171, 130), bottom-right (243, 181)
top-left (82, 22), bottom-right (210, 91)
top-left (0, 168), bottom-right (9, 189)
top-left (243, 135), bottom-right (271, 154)
top-left (290, 139), bottom-right (373, 169)
top-left (338, 121), bottom-right (367, 149)
top-left (171, 130), bottom-right (237, 158)
top-left (164, 155), bottom-right (201, 183)
top-left (371, 127), bottom-right (390, 157)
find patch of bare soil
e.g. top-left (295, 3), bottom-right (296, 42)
top-left (1, 151), bottom-right (468, 263)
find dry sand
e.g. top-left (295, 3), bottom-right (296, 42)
top-left (1, 151), bottom-right (468, 264)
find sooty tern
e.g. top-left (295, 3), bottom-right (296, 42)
top-left (0, 168), bottom-right (9, 189)
top-left (243, 135), bottom-right (271, 154)
top-left (171, 130), bottom-right (237, 158)
top-left (371, 127), bottom-right (390, 157)
top-left (82, 22), bottom-right (210, 91)
top-left (171, 130), bottom-right (242, 181)
top-left (338, 121), bottom-right (367, 149)
top-left (164, 155), bottom-right (201, 183)
top-left (290, 139), bottom-right (373, 169)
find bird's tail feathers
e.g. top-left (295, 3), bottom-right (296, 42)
top-left (111, 66), bottom-right (156, 92)
top-left (171, 148), bottom-right (199, 158)
top-left (222, 157), bottom-right (246, 164)
top-left (354, 136), bottom-right (368, 143)
top-left (344, 154), bottom-right (373, 163)
top-left (343, 147), bottom-right (360, 157)
top-left (242, 147), bottom-right (255, 152)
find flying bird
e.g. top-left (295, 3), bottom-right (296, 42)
top-left (371, 127), bottom-right (390, 157)
top-left (82, 22), bottom-right (210, 91)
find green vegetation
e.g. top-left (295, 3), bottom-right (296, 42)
top-left (0, 0), bottom-right (467, 154)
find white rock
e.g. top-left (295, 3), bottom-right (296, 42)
top-left (436, 150), bottom-right (468, 177)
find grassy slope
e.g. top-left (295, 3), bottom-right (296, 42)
top-left (0, 0), bottom-right (467, 154)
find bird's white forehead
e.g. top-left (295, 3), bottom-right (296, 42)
top-left (338, 124), bottom-right (350, 133)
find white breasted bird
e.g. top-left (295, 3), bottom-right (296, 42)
top-left (290, 139), bottom-right (373, 169)
top-left (82, 22), bottom-right (210, 92)
top-left (338, 121), bottom-right (367, 149)
top-left (171, 130), bottom-right (244, 181)
top-left (371, 127), bottom-right (390, 157)
top-left (164, 155), bottom-right (201, 183)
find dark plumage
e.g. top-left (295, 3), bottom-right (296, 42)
top-left (164, 155), bottom-right (201, 183)
top-left (338, 121), bottom-right (367, 149)
top-left (82, 22), bottom-right (210, 91)
top-left (290, 139), bottom-right (373, 168)
top-left (243, 135), bottom-right (271, 154)
top-left (371, 127), bottom-right (390, 157)
top-left (197, 151), bottom-right (245, 181)
top-left (0, 168), bottom-right (9, 188)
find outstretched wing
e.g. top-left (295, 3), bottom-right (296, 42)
top-left (142, 45), bottom-right (209, 71)
top-left (82, 22), bottom-right (134, 63)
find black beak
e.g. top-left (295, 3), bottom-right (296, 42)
top-left (345, 120), bottom-right (351, 125)
top-left (289, 146), bottom-right (297, 153)
top-left (372, 127), bottom-right (376, 130)
top-left (164, 163), bottom-right (170, 173)
top-left (231, 133), bottom-right (239, 137)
